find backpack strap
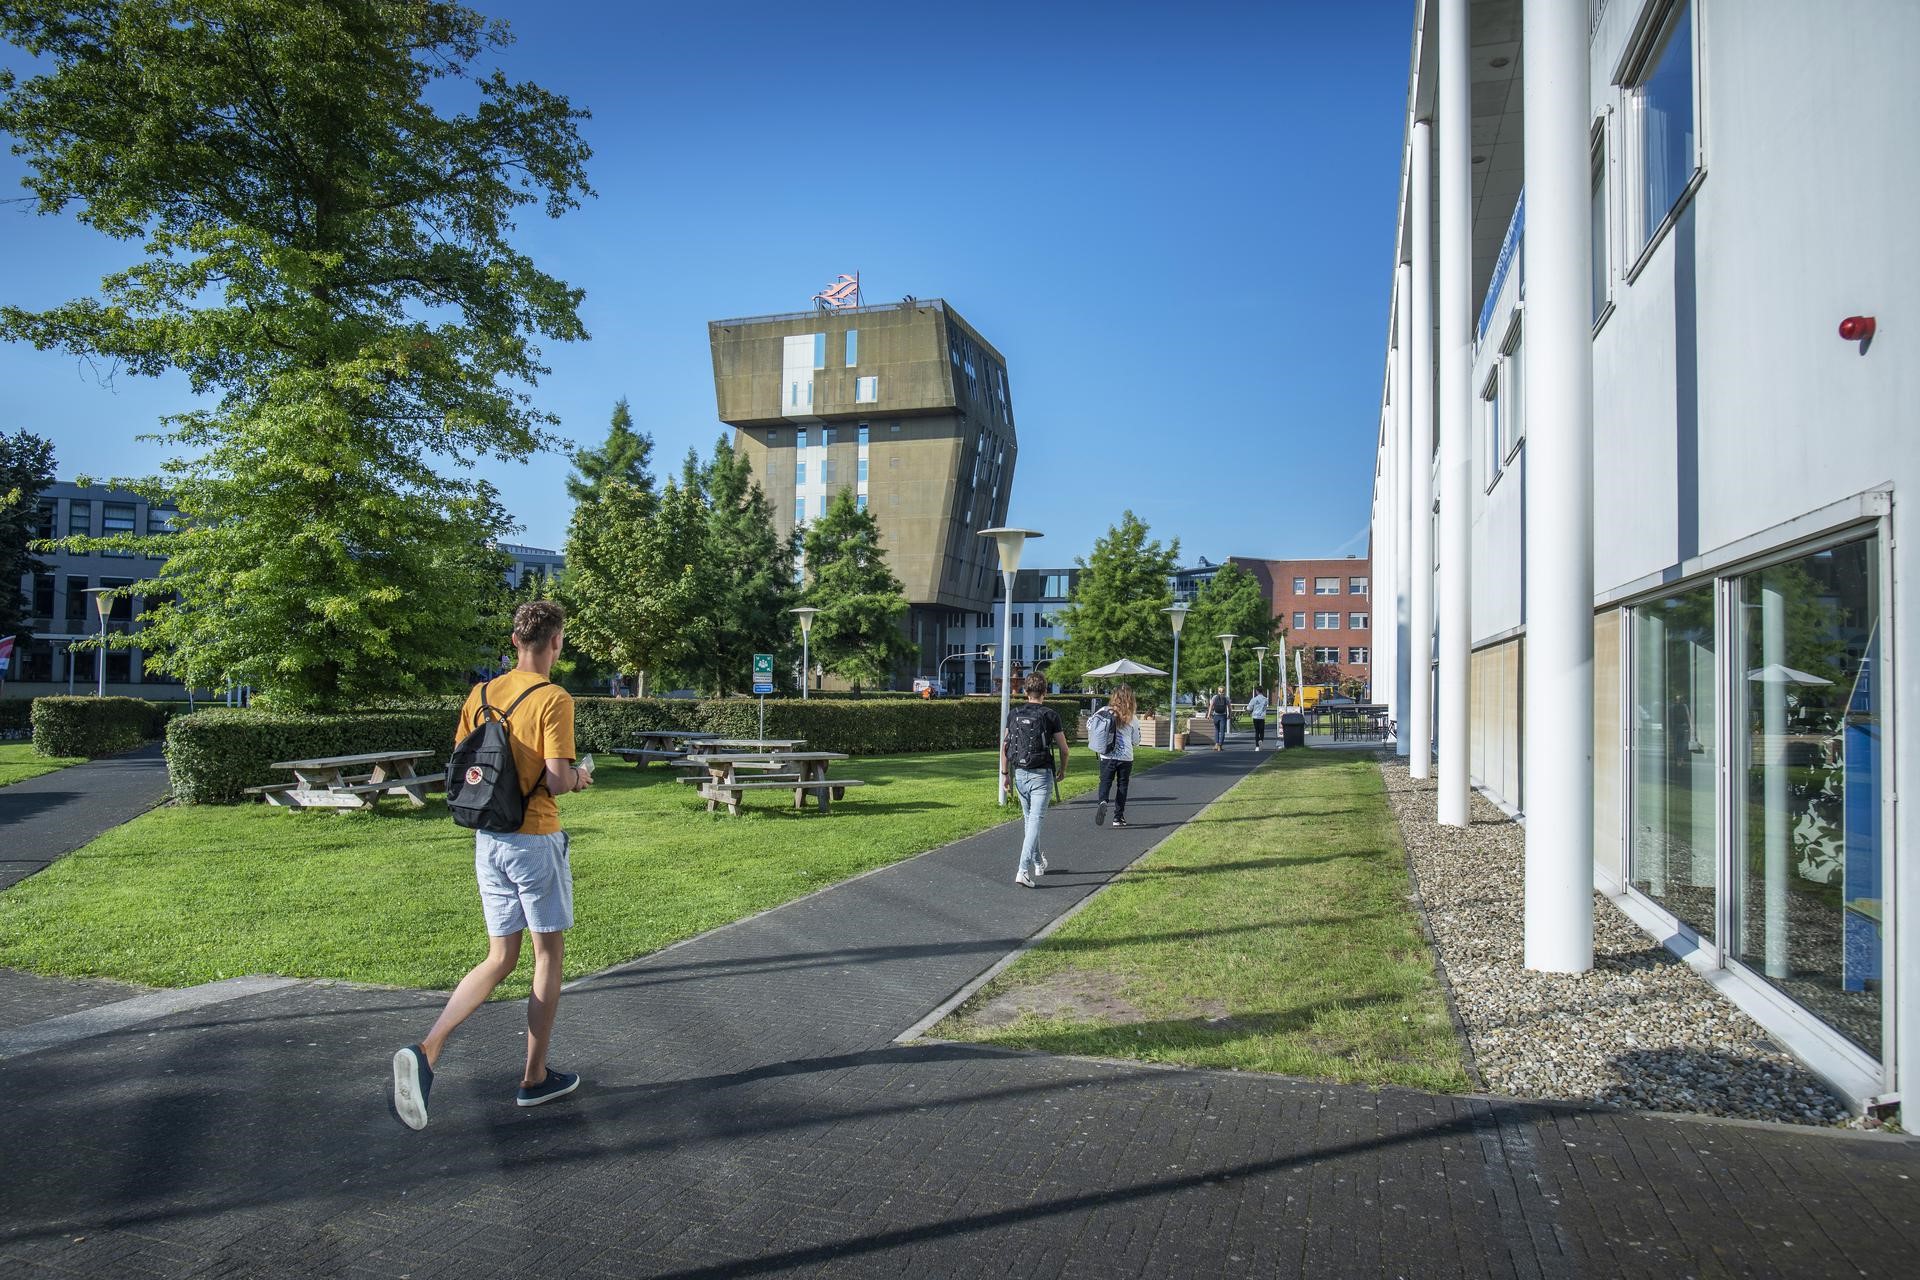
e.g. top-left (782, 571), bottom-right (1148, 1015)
top-left (477, 679), bottom-right (556, 800)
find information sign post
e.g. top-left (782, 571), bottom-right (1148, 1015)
top-left (752, 653), bottom-right (775, 739)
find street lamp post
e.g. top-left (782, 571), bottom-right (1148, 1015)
top-left (86, 588), bottom-right (112, 697)
top-left (789, 608), bottom-right (819, 699)
top-left (937, 647), bottom-right (995, 693)
top-left (1162, 603), bottom-right (1189, 748)
top-left (979, 527), bottom-right (1043, 804)
top-left (1254, 644), bottom-right (1269, 695)
top-left (1217, 633), bottom-right (1238, 746)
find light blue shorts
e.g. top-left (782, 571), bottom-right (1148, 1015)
top-left (475, 830), bottom-right (574, 935)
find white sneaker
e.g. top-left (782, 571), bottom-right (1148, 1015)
top-left (1014, 869), bottom-right (1036, 888)
top-left (1034, 853), bottom-right (1048, 876)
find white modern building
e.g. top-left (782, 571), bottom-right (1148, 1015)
top-left (1369, 0), bottom-right (1914, 1117)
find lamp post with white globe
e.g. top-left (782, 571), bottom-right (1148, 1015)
top-left (789, 607), bottom-right (818, 699)
top-left (1217, 633), bottom-right (1238, 746)
top-left (1162, 602), bottom-right (1189, 748)
top-left (979, 526), bottom-right (1043, 804)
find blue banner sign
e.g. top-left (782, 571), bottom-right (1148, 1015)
top-left (1478, 189), bottom-right (1525, 342)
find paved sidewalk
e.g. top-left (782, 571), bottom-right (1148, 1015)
top-left (1, 743), bottom-right (1915, 1278)
top-left (0, 742), bottom-right (170, 890)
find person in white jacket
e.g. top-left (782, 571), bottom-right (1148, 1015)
top-left (1247, 687), bottom-right (1271, 750)
top-left (1094, 685), bottom-right (1143, 828)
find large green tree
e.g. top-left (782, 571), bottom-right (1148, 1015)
top-left (561, 478), bottom-right (712, 697)
top-left (567, 397), bottom-right (653, 507)
top-left (801, 488), bottom-right (913, 690)
top-left (0, 1), bottom-right (592, 708)
top-left (681, 435), bottom-right (796, 695)
top-left (0, 430), bottom-right (56, 651)
top-left (1047, 512), bottom-right (1179, 698)
top-left (1178, 562), bottom-right (1282, 701)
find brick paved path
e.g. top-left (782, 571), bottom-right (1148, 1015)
top-left (0, 742), bottom-right (169, 890)
top-left (1, 745), bottom-right (1915, 1278)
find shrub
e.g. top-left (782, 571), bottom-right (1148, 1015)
top-left (166, 707), bottom-right (460, 804)
top-left (30, 697), bottom-right (174, 758)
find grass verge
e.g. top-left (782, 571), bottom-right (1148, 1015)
top-left (0, 742), bottom-right (85, 788)
top-left (0, 748), bottom-right (1170, 997)
top-left (935, 749), bottom-right (1470, 1092)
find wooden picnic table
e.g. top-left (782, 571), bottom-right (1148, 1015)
top-left (680, 750), bottom-right (862, 815)
top-left (246, 749), bottom-right (444, 810)
top-left (614, 729), bottom-right (722, 766)
top-left (702, 737), bottom-right (807, 750)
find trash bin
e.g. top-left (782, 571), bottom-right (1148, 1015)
top-left (1281, 712), bottom-right (1306, 749)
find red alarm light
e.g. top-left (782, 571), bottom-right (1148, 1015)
top-left (1839, 315), bottom-right (1876, 341)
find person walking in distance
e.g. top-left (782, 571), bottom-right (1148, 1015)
top-left (392, 601), bottom-right (592, 1130)
top-left (1209, 686), bottom-right (1231, 752)
top-left (1004, 671), bottom-right (1069, 888)
top-left (1246, 686), bottom-right (1270, 750)
top-left (1093, 684), bottom-right (1142, 828)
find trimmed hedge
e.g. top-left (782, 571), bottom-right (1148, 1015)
top-left (170, 694), bottom-right (1083, 804)
top-left (30, 697), bottom-right (175, 758)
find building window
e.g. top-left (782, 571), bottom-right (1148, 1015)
top-left (1315, 611), bottom-right (1339, 629)
top-left (68, 501), bottom-right (92, 540)
top-left (1629, 581), bottom-right (1718, 944)
top-left (1010, 645), bottom-right (1024, 662)
top-left (794, 497), bottom-right (806, 524)
top-left (1502, 320), bottom-right (1525, 457)
top-left (1313, 646), bottom-right (1340, 664)
top-left (797, 428), bottom-right (809, 450)
top-left (1011, 612), bottom-right (1024, 628)
top-left (822, 426), bottom-right (836, 446)
top-left (795, 461), bottom-right (807, 486)
top-left (101, 501), bottom-right (136, 557)
top-left (821, 459), bottom-right (837, 486)
top-left (812, 332), bottom-right (826, 370)
top-left (32, 574), bottom-right (55, 620)
top-left (1350, 613), bottom-right (1368, 629)
top-left (855, 376), bottom-right (878, 404)
top-left (1314, 577), bottom-right (1339, 595)
top-left (35, 500), bottom-right (56, 539)
top-left (1591, 124), bottom-right (1610, 322)
top-left (147, 507), bottom-right (177, 536)
top-left (65, 576), bottom-right (90, 622)
top-left (816, 495), bottom-right (827, 519)
top-left (1628, 0), bottom-right (1698, 252)
top-left (1350, 576), bottom-right (1368, 595)
top-left (1482, 368), bottom-right (1504, 488)
top-left (1349, 647), bottom-right (1369, 665)
top-left (857, 424), bottom-right (869, 447)
top-left (1292, 611), bottom-right (1307, 630)
top-left (857, 459), bottom-right (868, 482)
top-left (856, 494), bottom-right (868, 512)
top-left (845, 329), bottom-right (858, 367)
top-left (1292, 577), bottom-right (1306, 593)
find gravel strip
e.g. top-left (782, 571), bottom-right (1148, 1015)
top-left (1379, 758), bottom-right (1853, 1126)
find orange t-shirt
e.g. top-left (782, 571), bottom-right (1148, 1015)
top-left (457, 671), bottom-right (575, 835)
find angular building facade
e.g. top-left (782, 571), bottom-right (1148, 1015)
top-left (711, 299), bottom-right (1015, 680)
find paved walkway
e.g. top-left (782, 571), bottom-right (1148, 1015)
top-left (0, 742), bottom-right (170, 890)
top-left (1, 744), bottom-right (1916, 1278)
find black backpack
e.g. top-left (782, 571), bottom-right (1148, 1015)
top-left (447, 679), bottom-right (553, 832)
top-left (1006, 704), bottom-right (1057, 772)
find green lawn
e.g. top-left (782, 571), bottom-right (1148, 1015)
top-left (0, 748), bottom-right (1170, 997)
top-left (0, 742), bottom-right (85, 788)
top-left (936, 750), bottom-right (1470, 1092)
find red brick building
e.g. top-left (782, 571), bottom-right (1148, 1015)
top-left (1229, 555), bottom-right (1373, 696)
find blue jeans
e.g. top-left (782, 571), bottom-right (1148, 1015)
top-left (1213, 714), bottom-right (1230, 745)
top-left (1014, 766), bottom-right (1052, 875)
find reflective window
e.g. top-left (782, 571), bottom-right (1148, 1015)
top-left (855, 376), bottom-right (878, 403)
top-left (857, 459), bottom-right (868, 482)
top-left (857, 424), bottom-right (869, 447)
top-left (1591, 131), bottom-right (1609, 320)
top-left (1292, 611), bottom-right (1306, 630)
top-left (813, 332), bottom-right (826, 369)
top-left (856, 494), bottom-right (868, 512)
top-left (794, 498), bottom-right (805, 524)
top-left (795, 462), bottom-right (806, 486)
top-left (1350, 577), bottom-right (1368, 595)
top-left (823, 426), bottom-right (836, 445)
top-left (845, 329), bottom-right (858, 367)
top-left (1292, 577), bottom-right (1307, 593)
top-left (1630, 583), bottom-right (1718, 942)
top-left (69, 501), bottom-right (92, 538)
top-left (1350, 613), bottom-right (1368, 629)
top-left (1634, 1), bottom-right (1696, 248)
top-left (1349, 647), bottom-right (1369, 665)
top-left (1731, 538), bottom-right (1883, 1059)
top-left (1314, 577), bottom-right (1339, 595)
top-left (102, 502), bottom-right (136, 558)
top-left (796, 429), bottom-right (808, 449)
top-left (1315, 611), bottom-right (1339, 628)
top-left (1313, 646), bottom-right (1340, 663)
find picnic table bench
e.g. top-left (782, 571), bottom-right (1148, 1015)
top-left (244, 750), bottom-right (444, 810)
top-left (613, 729), bottom-right (721, 766)
top-left (681, 750), bottom-right (864, 815)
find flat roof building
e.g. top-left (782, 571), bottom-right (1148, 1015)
top-left (1231, 555), bottom-right (1373, 694)
top-left (712, 298), bottom-right (1015, 681)
top-left (1369, 0), bottom-right (1914, 1117)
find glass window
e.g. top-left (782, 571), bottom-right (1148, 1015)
top-left (857, 459), bottom-right (868, 482)
top-left (1350, 577), bottom-right (1368, 595)
top-left (1292, 611), bottom-right (1307, 630)
top-left (797, 428), bottom-right (809, 450)
top-left (1629, 583), bottom-right (1718, 943)
top-left (1292, 577), bottom-right (1306, 593)
top-left (794, 497), bottom-right (805, 524)
top-left (790, 381), bottom-right (799, 408)
top-left (101, 578), bottom-right (135, 623)
top-left (795, 461), bottom-right (807, 486)
top-left (1591, 130), bottom-right (1610, 321)
top-left (1314, 577), bottom-right (1339, 595)
top-left (1350, 613), bottom-right (1368, 629)
top-left (813, 332), bottom-right (826, 369)
top-left (1633, 1), bottom-right (1696, 249)
top-left (1730, 537), bottom-right (1883, 1059)
top-left (1011, 612), bottom-right (1024, 628)
top-left (68, 501), bottom-right (92, 539)
top-left (34, 501), bottom-right (56, 539)
top-left (816, 495), bottom-right (826, 519)
top-left (32, 573), bottom-right (55, 618)
top-left (857, 424), bottom-right (869, 447)
top-left (821, 459), bottom-right (837, 485)
top-left (855, 376), bottom-right (878, 404)
top-left (1314, 646), bottom-right (1340, 664)
top-left (856, 494), bottom-right (868, 512)
top-left (102, 502), bottom-right (136, 557)
top-left (1504, 324), bottom-right (1525, 454)
top-left (65, 576), bottom-right (90, 623)
top-left (147, 506), bottom-right (177, 536)
top-left (1349, 647), bottom-right (1369, 665)
top-left (823, 427), bottom-right (837, 445)
top-left (1483, 369), bottom-right (1504, 487)
top-left (845, 329), bottom-right (858, 367)
top-left (1315, 611), bottom-right (1339, 629)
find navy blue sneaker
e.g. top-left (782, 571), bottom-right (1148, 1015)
top-left (392, 1045), bottom-right (433, 1130)
top-left (516, 1068), bottom-right (580, 1108)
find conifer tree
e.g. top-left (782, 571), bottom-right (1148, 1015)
top-left (801, 489), bottom-right (913, 690)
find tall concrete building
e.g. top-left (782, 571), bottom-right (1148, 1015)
top-left (711, 299), bottom-right (1015, 680)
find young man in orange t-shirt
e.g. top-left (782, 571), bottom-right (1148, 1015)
top-left (392, 601), bottom-right (592, 1130)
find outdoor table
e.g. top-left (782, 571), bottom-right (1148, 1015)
top-left (702, 737), bottom-right (807, 750)
top-left (614, 729), bottom-right (721, 766)
top-left (247, 749), bottom-right (443, 810)
top-left (680, 750), bottom-right (860, 815)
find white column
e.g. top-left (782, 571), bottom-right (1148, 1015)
top-left (1377, 400), bottom-right (1396, 711)
top-left (1408, 122), bottom-right (1436, 780)
top-left (1395, 263), bottom-right (1415, 758)
top-left (1436, 0), bottom-right (1473, 829)
top-left (1522, 0), bottom-right (1596, 973)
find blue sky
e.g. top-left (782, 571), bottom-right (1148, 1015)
top-left (2, 0), bottom-right (1412, 568)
